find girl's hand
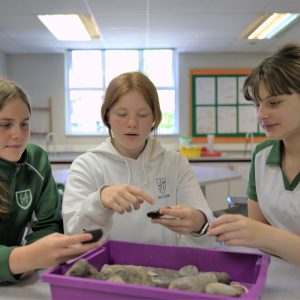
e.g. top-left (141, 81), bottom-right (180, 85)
top-left (100, 184), bottom-right (155, 214)
top-left (207, 214), bottom-right (269, 248)
top-left (151, 205), bottom-right (206, 235)
top-left (9, 232), bottom-right (100, 275)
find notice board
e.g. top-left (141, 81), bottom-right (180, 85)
top-left (191, 69), bottom-right (266, 143)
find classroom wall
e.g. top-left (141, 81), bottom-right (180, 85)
top-left (0, 52), bottom-right (7, 76)
top-left (178, 52), bottom-right (269, 135)
top-left (6, 51), bottom-right (271, 153)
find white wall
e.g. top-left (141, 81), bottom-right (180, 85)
top-left (0, 52), bottom-right (7, 76)
top-left (178, 51), bottom-right (270, 151)
top-left (178, 52), bottom-right (269, 133)
top-left (6, 51), bottom-right (271, 153)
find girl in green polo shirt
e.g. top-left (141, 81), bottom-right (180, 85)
top-left (208, 43), bottom-right (300, 267)
top-left (0, 78), bottom-right (100, 283)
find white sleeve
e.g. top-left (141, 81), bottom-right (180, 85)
top-left (62, 157), bottom-right (113, 241)
top-left (176, 155), bottom-right (217, 246)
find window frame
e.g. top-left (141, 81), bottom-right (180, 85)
top-left (65, 49), bottom-right (178, 136)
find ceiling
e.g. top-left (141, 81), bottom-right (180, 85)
top-left (0, 0), bottom-right (300, 54)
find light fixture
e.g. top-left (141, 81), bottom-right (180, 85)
top-left (240, 13), bottom-right (299, 40)
top-left (38, 14), bottom-right (100, 41)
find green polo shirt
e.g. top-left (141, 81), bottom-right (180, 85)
top-left (247, 139), bottom-right (300, 235)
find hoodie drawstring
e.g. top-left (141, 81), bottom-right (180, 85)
top-left (124, 157), bottom-right (148, 188)
top-left (141, 155), bottom-right (148, 188)
top-left (124, 160), bottom-right (132, 184)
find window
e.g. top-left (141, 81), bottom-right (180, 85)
top-left (66, 49), bottom-right (177, 135)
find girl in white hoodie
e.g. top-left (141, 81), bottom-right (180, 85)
top-left (62, 71), bottom-right (214, 247)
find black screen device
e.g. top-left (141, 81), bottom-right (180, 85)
top-left (82, 228), bottom-right (103, 243)
top-left (147, 209), bottom-right (164, 219)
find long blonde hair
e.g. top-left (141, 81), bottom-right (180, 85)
top-left (0, 77), bottom-right (31, 217)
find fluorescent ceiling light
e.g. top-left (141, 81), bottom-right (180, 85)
top-left (38, 14), bottom-right (100, 41)
top-left (240, 13), bottom-right (299, 40)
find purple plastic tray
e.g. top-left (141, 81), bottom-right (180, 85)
top-left (42, 240), bottom-right (270, 300)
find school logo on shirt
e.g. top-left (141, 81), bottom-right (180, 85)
top-left (15, 189), bottom-right (32, 210)
top-left (156, 177), bottom-right (170, 199)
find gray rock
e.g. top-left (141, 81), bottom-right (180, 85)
top-left (65, 259), bottom-right (99, 278)
top-left (212, 271), bottom-right (231, 284)
top-left (205, 282), bottom-right (243, 297)
top-left (178, 265), bottom-right (199, 277)
top-left (169, 272), bottom-right (218, 292)
top-left (98, 264), bottom-right (155, 286)
top-left (65, 261), bottom-right (240, 297)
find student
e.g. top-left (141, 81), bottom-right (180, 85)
top-left (0, 78), bottom-right (100, 283)
top-left (208, 43), bottom-right (300, 266)
top-left (62, 71), bottom-right (214, 246)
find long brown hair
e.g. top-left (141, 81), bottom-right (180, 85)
top-left (0, 77), bottom-right (31, 217)
top-left (243, 43), bottom-right (300, 104)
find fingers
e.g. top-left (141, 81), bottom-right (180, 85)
top-left (159, 205), bottom-right (197, 219)
top-left (32, 233), bottom-right (101, 269)
top-left (111, 190), bottom-right (137, 213)
top-left (104, 184), bottom-right (155, 214)
top-left (207, 217), bottom-right (240, 237)
top-left (159, 206), bottom-right (177, 216)
top-left (152, 217), bottom-right (188, 234)
top-left (109, 200), bottom-right (139, 214)
top-left (151, 206), bottom-right (192, 235)
top-left (209, 214), bottom-right (242, 229)
top-left (51, 233), bottom-right (100, 249)
top-left (207, 214), bottom-right (256, 247)
top-left (56, 233), bottom-right (95, 247)
top-left (128, 185), bottom-right (155, 205)
top-left (56, 241), bottom-right (101, 265)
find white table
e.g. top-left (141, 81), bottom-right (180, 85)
top-left (1, 248), bottom-right (299, 300)
top-left (52, 169), bottom-right (69, 184)
top-left (192, 165), bottom-right (241, 196)
top-left (52, 166), bottom-right (242, 190)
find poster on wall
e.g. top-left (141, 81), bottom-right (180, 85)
top-left (238, 106), bottom-right (257, 133)
top-left (196, 106), bottom-right (215, 134)
top-left (217, 77), bottom-right (237, 104)
top-left (195, 77), bottom-right (215, 105)
top-left (238, 76), bottom-right (248, 103)
top-left (217, 106), bottom-right (237, 133)
top-left (192, 69), bottom-right (264, 139)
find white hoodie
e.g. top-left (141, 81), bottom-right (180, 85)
top-left (62, 138), bottom-right (215, 247)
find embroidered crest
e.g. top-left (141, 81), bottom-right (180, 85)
top-left (16, 189), bottom-right (32, 210)
top-left (156, 177), bottom-right (167, 195)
